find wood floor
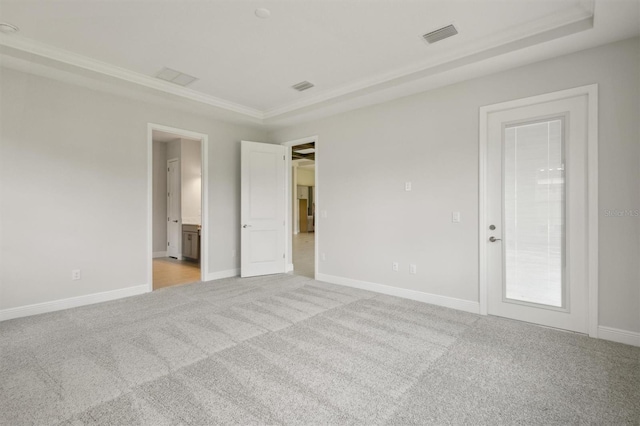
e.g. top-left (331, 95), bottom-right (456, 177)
top-left (153, 257), bottom-right (201, 290)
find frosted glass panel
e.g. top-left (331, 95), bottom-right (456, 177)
top-left (504, 119), bottom-right (564, 307)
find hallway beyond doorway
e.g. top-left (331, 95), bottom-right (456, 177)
top-left (292, 232), bottom-right (315, 278)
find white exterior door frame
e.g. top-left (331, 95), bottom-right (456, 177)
top-left (147, 123), bottom-right (209, 292)
top-left (282, 136), bottom-right (319, 279)
top-left (478, 85), bottom-right (598, 338)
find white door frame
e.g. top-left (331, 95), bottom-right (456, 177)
top-left (282, 135), bottom-right (319, 279)
top-left (478, 84), bottom-right (598, 338)
top-left (147, 123), bottom-right (209, 292)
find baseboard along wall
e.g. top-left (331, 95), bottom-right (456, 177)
top-left (316, 273), bottom-right (481, 314)
top-left (0, 285), bottom-right (149, 322)
top-left (2, 270), bottom-right (638, 348)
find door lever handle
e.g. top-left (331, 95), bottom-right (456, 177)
top-left (489, 236), bottom-right (502, 242)
top-left (243, 224), bottom-right (251, 228)
top-left (173, 220), bottom-right (178, 223)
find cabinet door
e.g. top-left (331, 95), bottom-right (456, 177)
top-left (190, 233), bottom-right (199, 260)
top-left (297, 185), bottom-right (309, 199)
top-left (182, 232), bottom-right (192, 258)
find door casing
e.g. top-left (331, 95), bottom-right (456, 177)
top-left (478, 85), bottom-right (598, 337)
top-left (282, 136), bottom-right (319, 279)
top-left (147, 123), bottom-right (208, 292)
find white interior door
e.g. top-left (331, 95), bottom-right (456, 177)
top-left (485, 94), bottom-right (590, 333)
top-left (167, 158), bottom-right (181, 259)
top-left (241, 141), bottom-right (286, 277)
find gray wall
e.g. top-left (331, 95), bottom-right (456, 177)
top-left (0, 68), bottom-right (266, 310)
top-left (269, 37), bottom-right (640, 333)
top-left (152, 140), bottom-right (168, 253)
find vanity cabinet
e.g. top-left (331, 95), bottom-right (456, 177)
top-left (182, 224), bottom-right (200, 261)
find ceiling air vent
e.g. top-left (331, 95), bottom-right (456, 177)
top-left (292, 81), bottom-right (314, 92)
top-left (422, 24), bottom-right (458, 44)
top-left (156, 67), bottom-right (198, 87)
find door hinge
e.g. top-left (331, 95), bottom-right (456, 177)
top-left (167, 242), bottom-right (170, 246)
top-left (283, 155), bottom-right (285, 160)
top-left (283, 253), bottom-right (285, 258)
top-left (167, 217), bottom-right (170, 222)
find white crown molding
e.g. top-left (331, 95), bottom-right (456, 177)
top-left (263, 4), bottom-right (594, 119)
top-left (0, 35), bottom-right (264, 119)
top-left (0, 2), bottom-right (600, 125)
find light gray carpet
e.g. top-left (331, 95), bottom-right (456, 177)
top-left (1, 274), bottom-right (638, 425)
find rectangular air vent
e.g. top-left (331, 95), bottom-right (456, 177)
top-left (422, 24), bottom-right (458, 44)
top-left (292, 81), bottom-right (314, 92)
top-left (156, 67), bottom-right (198, 87)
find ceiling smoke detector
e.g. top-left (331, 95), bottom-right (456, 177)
top-left (422, 24), bottom-right (458, 44)
top-left (155, 67), bottom-right (198, 87)
top-left (292, 81), bottom-right (314, 92)
top-left (0, 22), bottom-right (19, 34)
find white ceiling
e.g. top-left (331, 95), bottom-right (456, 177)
top-left (0, 0), bottom-right (638, 126)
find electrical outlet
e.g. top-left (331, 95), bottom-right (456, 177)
top-left (321, 253), bottom-right (326, 261)
top-left (452, 211), bottom-right (461, 223)
top-left (410, 264), bottom-right (417, 274)
top-left (392, 262), bottom-right (399, 272)
top-left (405, 182), bottom-right (412, 191)
top-left (321, 210), bottom-right (328, 219)
top-left (72, 269), bottom-right (81, 280)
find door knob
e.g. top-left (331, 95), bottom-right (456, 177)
top-left (243, 224), bottom-right (251, 228)
top-left (173, 220), bottom-right (178, 223)
top-left (489, 236), bottom-right (502, 242)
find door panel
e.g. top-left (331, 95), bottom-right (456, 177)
top-left (241, 141), bottom-right (286, 277)
top-left (167, 159), bottom-right (180, 259)
top-left (487, 96), bottom-right (588, 333)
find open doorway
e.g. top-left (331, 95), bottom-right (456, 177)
top-left (283, 137), bottom-right (318, 279)
top-left (149, 124), bottom-right (208, 290)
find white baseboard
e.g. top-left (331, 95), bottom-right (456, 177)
top-left (0, 284), bottom-right (149, 322)
top-left (316, 273), bottom-right (480, 314)
top-left (598, 326), bottom-right (640, 347)
top-left (286, 263), bottom-right (294, 272)
top-left (204, 268), bottom-right (239, 281)
top-left (153, 251), bottom-right (167, 258)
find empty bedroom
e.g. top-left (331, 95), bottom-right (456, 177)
top-left (0, 0), bottom-right (638, 425)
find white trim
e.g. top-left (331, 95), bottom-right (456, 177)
top-left (281, 136), bottom-right (319, 280)
top-left (0, 36), bottom-right (262, 119)
top-left (478, 84), bottom-right (598, 336)
top-left (148, 123), bottom-right (209, 292)
top-left (586, 87), bottom-right (599, 339)
top-left (204, 268), bottom-right (239, 282)
top-left (286, 263), bottom-right (294, 273)
top-left (0, 5), bottom-right (592, 125)
top-left (153, 251), bottom-right (167, 258)
top-left (317, 273), bottom-right (480, 314)
top-left (0, 285), bottom-right (148, 322)
top-left (261, 8), bottom-right (593, 119)
top-left (597, 326), bottom-right (640, 347)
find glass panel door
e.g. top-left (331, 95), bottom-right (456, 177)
top-left (503, 119), bottom-right (565, 307)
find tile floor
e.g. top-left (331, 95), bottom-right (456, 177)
top-left (292, 232), bottom-right (314, 278)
